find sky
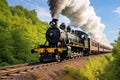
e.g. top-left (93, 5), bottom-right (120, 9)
top-left (7, 0), bottom-right (120, 43)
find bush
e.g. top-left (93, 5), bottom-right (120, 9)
top-left (61, 67), bottom-right (88, 80)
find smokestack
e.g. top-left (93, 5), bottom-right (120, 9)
top-left (52, 19), bottom-right (58, 26)
top-left (49, 19), bottom-right (58, 27)
top-left (48, 0), bottom-right (112, 48)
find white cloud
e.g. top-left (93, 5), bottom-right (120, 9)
top-left (35, 7), bottom-right (70, 25)
top-left (59, 15), bottom-right (70, 25)
top-left (24, 0), bottom-right (51, 22)
top-left (35, 6), bottom-right (51, 22)
top-left (109, 29), bottom-right (119, 33)
top-left (113, 7), bottom-right (120, 14)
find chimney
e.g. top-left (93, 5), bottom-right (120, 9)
top-left (52, 19), bottom-right (58, 27)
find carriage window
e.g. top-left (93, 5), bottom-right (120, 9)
top-left (81, 35), bottom-right (84, 38)
top-left (91, 42), bottom-right (94, 46)
top-left (100, 45), bottom-right (103, 48)
top-left (95, 43), bottom-right (97, 47)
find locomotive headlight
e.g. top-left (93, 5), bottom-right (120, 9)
top-left (46, 27), bottom-right (60, 44)
top-left (49, 33), bottom-right (54, 38)
top-left (50, 33), bottom-right (53, 36)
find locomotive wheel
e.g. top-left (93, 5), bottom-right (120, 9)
top-left (55, 49), bottom-right (61, 62)
top-left (55, 55), bottom-right (61, 62)
top-left (81, 52), bottom-right (84, 57)
top-left (83, 50), bottom-right (89, 56)
top-left (39, 57), bottom-right (44, 63)
top-left (62, 51), bottom-right (68, 60)
top-left (39, 54), bottom-right (45, 63)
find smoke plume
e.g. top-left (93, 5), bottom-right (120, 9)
top-left (48, 0), bottom-right (112, 48)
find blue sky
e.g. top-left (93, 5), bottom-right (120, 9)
top-left (7, 0), bottom-right (120, 43)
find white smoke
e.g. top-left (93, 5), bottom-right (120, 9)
top-left (48, 0), bottom-right (112, 48)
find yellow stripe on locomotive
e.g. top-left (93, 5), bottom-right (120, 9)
top-left (32, 47), bottom-right (63, 54)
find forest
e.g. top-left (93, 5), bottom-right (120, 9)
top-left (0, 0), bottom-right (48, 66)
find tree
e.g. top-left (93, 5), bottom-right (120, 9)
top-left (0, 0), bottom-right (48, 66)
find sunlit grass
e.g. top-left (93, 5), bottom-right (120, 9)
top-left (62, 54), bottom-right (114, 80)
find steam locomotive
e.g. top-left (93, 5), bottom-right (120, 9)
top-left (31, 19), bottom-right (112, 62)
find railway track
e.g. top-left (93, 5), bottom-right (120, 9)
top-left (0, 61), bottom-right (59, 79)
top-left (0, 54), bottom-right (103, 79)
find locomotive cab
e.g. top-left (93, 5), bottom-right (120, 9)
top-left (75, 30), bottom-right (90, 55)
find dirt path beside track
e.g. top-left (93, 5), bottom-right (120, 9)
top-left (1, 54), bottom-right (102, 80)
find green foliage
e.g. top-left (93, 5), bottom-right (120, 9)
top-left (0, 0), bottom-right (48, 66)
top-left (0, 0), bottom-right (9, 10)
top-left (84, 54), bottom-right (114, 80)
top-left (112, 38), bottom-right (120, 58)
top-left (64, 54), bottom-right (114, 80)
top-left (98, 31), bottom-right (120, 80)
top-left (62, 67), bottom-right (88, 80)
top-left (103, 33), bottom-right (120, 80)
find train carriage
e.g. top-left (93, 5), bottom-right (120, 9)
top-left (89, 39), bottom-right (99, 54)
top-left (99, 44), bottom-right (104, 53)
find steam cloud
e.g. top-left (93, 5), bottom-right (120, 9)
top-left (48, 0), bottom-right (112, 48)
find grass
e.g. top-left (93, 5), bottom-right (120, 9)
top-left (61, 54), bottom-right (114, 80)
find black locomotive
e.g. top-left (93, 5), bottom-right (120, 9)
top-left (31, 19), bottom-right (112, 62)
